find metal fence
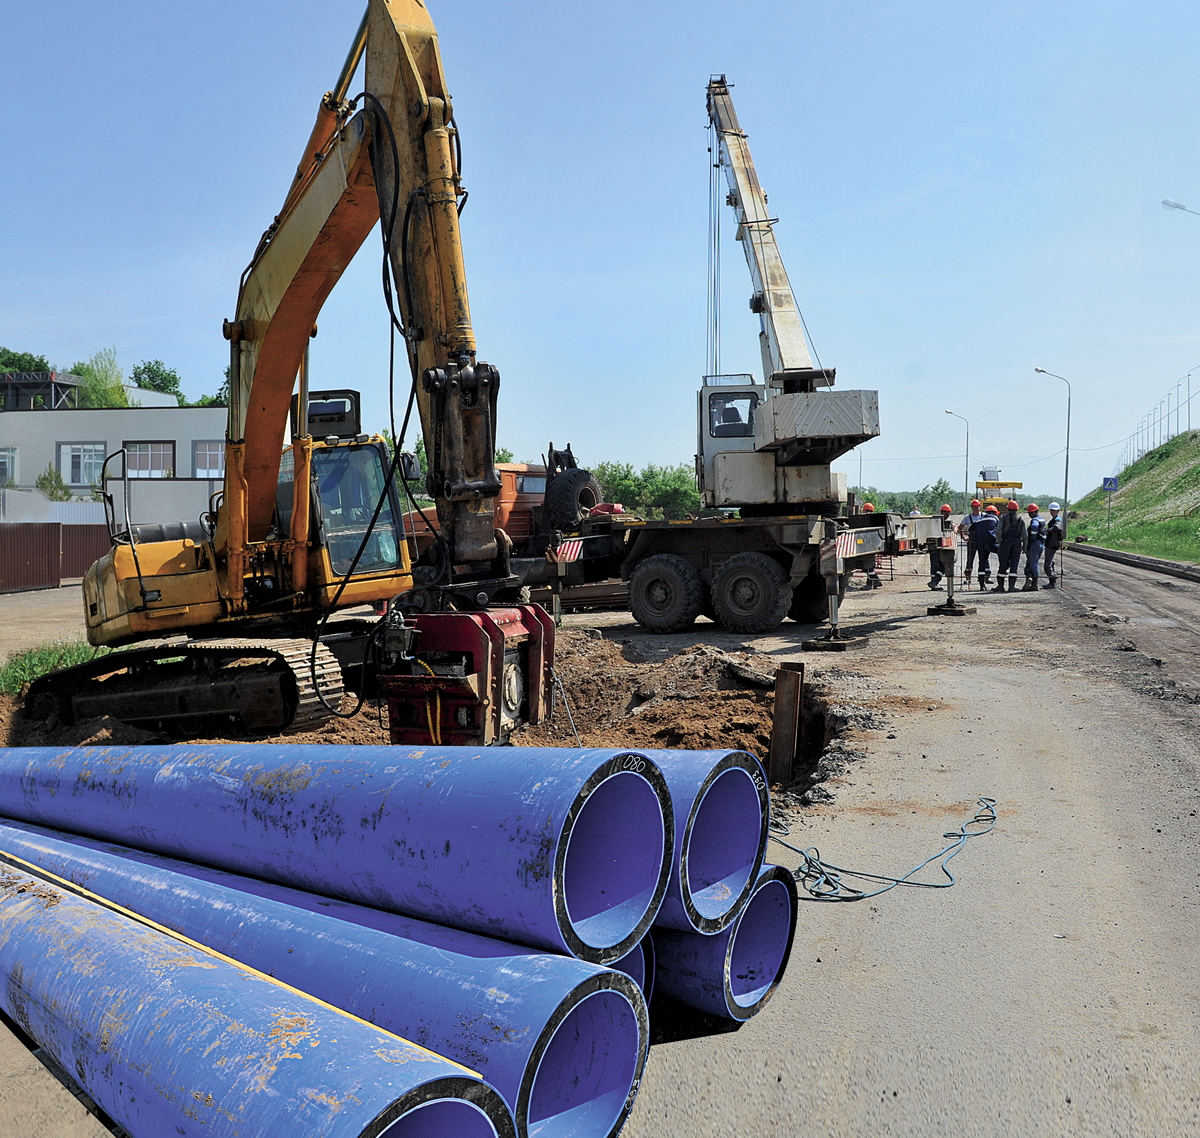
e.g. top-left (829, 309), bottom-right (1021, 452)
top-left (0, 522), bottom-right (112, 592)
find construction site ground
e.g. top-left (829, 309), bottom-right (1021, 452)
top-left (2, 549), bottom-right (1200, 1135)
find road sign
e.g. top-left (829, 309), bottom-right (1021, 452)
top-left (1103, 476), bottom-right (1119, 492)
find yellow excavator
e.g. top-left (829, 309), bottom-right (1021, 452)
top-left (28, 0), bottom-right (553, 743)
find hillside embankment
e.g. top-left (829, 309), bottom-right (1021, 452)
top-left (1071, 429), bottom-right (1200, 565)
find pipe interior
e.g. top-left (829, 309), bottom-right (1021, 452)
top-left (526, 989), bottom-right (640, 1138)
top-left (610, 940), bottom-right (645, 994)
top-left (727, 878), bottom-right (792, 1009)
top-left (563, 772), bottom-right (664, 950)
top-left (686, 767), bottom-right (763, 920)
top-left (379, 1098), bottom-right (499, 1138)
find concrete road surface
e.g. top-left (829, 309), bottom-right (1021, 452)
top-left (616, 559), bottom-right (1200, 1137)
top-left (0, 584), bottom-right (87, 663)
top-left (2, 558), bottom-right (1199, 1135)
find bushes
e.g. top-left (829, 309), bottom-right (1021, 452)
top-left (592, 460), bottom-right (700, 519)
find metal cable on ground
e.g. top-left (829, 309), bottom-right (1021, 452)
top-left (769, 796), bottom-right (996, 902)
top-left (551, 667), bottom-right (582, 746)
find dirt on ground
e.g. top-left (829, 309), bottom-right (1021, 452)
top-left (0, 630), bottom-right (784, 759)
top-left (514, 631), bottom-right (778, 753)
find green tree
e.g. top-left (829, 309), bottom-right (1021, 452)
top-left (591, 461), bottom-right (640, 509)
top-left (0, 347), bottom-right (50, 373)
top-left (75, 347), bottom-right (128, 408)
top-left (130, 359), bottom-right (185, 403)
top-left (35, 463), bottom-right (73, 502)
top-left (591, 460), bottom-right (700, 518)
top-left (496, 446), bottom-right (514, 463)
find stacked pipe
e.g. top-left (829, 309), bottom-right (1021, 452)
top-left (0, 742), bottom-right (798, 1137)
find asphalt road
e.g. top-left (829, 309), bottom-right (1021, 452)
top-left (618, 560), bottom-right (1200, 1137)
top-left (2, 558), bottom-right (1199, 1135)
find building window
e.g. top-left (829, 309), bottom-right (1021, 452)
top-left (59, 443), bottom-right (107, 486)
top-left (0, 446), bottom-right (16, 485)
top-left (193, 440), bottom-right (225, 479)
top-left (124, 441), bottom-right (175, 479)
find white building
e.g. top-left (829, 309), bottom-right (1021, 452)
top-left (0, 374), bottom-right (228, 526)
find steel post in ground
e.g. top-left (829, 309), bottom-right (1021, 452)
top-left (768, 664), bottom-right (804, 788)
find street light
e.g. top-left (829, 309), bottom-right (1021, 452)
top-left (1162, 198), bottom-right (1200, 216)
top-left (1034, 367), bottom-right (1071, 544)
top-left (945, 409), bottom-right (969, 511)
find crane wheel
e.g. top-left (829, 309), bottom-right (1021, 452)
top-left (711, 553), bottom-right (791, 634)
top-left (629, 554), bottom-right (703, 633)
top-left (544, 468), bottom-right (604, 529)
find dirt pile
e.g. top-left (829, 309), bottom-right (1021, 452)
top-left (514, 631), bottom-right (777, 756)
top-left (0, 692), bottom-right (393, 749)
top-left (0, 630), bottom-right (790, 763)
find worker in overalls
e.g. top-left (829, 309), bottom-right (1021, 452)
top-left (1044, 502), bottom-right (1064, 588)
top-left (1022, 503), bottom-right (1047, 590)
top-left (995, 499), bottom-right (1026, 592)
top-left (958, 498), bottom-right (985, 583)
top-left (928, 504), bottom-right (954, 589)
top-left (975, 505), bottom-right (1000, 590)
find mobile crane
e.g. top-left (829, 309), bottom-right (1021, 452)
top-left (525, 76), bottom-right (950, 635)
top-left (27, 0), bottom-right (553, 742)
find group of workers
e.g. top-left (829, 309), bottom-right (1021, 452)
top-left (860, 499), bottom-right (1065, 593)
top-left (950, 498), bottom-right (1064, 592)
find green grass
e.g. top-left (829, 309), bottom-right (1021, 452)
top-left (1071, 429), bottom-right (1200, 565)
top-left (0, 640), bottom-right (110, 696)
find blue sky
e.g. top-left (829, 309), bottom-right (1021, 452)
top-left (4, 1), bottom-right (1200, 500)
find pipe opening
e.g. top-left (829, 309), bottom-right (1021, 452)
top-left (526, 989), bottom-right (640, 1138)
top-left (563, 772), bottom-right (664, 951)
top-left (379, 1098), bottom-right (500, 1138)
top-left (728, 878), bottom-right (792, 1010)
top-left (686, 767), bottom-right (762, 920)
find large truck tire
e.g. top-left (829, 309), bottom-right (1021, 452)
top-left (629, 554), bottom-right (703, 633)
top-left (544, 468), bottom-right (603, 529)
top-left (710, 553), bottom-right (791, 634)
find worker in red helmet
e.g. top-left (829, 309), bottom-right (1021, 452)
top-left (928, 505), bottom-right (955, 589)
top-left (995, 499), bottom-right (1026, 592)
top-left (859, 502), bottom-right (883, 587)
top-left (1021, 503), bottom-right (1047, 590)
top-left (958, 498), bottom-right (986, 585)
top-left (975, 505), bottom-right (1001, 588)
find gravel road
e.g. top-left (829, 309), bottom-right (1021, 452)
top-left (2, 558), bottom-right (1198, 1136)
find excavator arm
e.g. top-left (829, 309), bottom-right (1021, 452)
top-left (220, 0), bottom-right (500, 593)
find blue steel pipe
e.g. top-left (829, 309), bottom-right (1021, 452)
top-left (0, 820), bottom-right (646, 1138)
top-left (636, 749), bottom-right (769, 934)
top-left (612, 933), bottom-right (655, 1005)
top-left (652, 864), bottom-right (797, 1021)
top-left (0, 744), bottom-right (673, 963)
top-left (0, 859), bottom-right (515, 1138)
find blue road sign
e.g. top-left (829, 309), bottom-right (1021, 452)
top-left (1103, 476), bottom-right (1119, 492)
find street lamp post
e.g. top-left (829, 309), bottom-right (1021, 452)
top-left (945, 409), bottom-right (969, 512)
top-left (1035, 367), bottom-right (1072, 550)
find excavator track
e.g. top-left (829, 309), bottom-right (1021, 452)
top-left (25, 637), bottom-right (345, 737)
